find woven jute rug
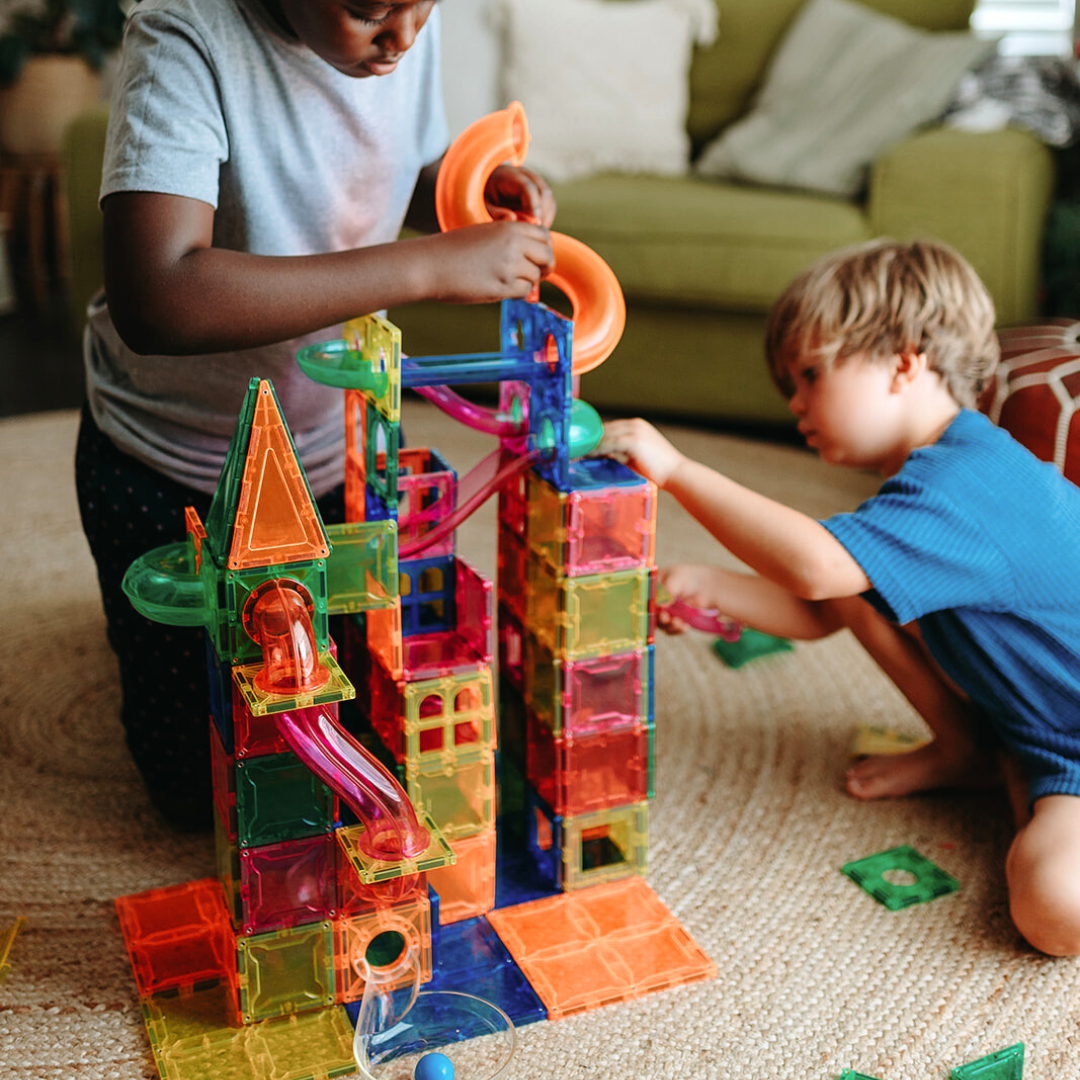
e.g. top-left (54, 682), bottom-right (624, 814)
top-left (1, 401), bottom-right (1076, 1080)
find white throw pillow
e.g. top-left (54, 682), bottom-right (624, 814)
top-left (493, 0), bottom-right (718, 183)
top-left (694, 0), bottom-right (995, 198)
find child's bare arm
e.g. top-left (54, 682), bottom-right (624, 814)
top-left (600, 418), bottom-right (870, 601)
top-left (103, 190), bottom-right (554, 356)
top-left (661, 564), bottom-right (844, 640)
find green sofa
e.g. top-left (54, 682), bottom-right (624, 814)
top-left (389, 0), bottom-right (1055, 427)
top-left (64, 0), bottom-right (1054, 428)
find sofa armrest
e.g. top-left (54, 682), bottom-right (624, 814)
top-left (868, 126), bottom-right (1055, 326)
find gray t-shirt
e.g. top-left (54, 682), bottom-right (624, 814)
top-left (85, 0), bottom-right (448, 496)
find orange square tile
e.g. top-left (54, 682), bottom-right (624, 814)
top-left (520, 941), bottom-right (634, 1016)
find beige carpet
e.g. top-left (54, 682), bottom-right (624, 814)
top-left (1, 402), bottom-right (1075, 1080)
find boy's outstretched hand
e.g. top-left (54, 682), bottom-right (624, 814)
top-left (428, 221), bottom-right (554, 303)
top-left (485, 164), bottom-right (556, 228)
top-left (597, 418), bottom-right (687, 488)
top-left (656, 564), bottom-right (730, 634)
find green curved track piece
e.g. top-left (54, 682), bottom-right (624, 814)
top-left (296, 339), bottom-right (390, 394)
top-left (122, 542), bottom-right (211, 627)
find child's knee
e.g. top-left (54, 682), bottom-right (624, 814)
top-left (1009, 874), bottom-right (1080, 956)
top-left (1007, 798), bottom-right (1080, 956)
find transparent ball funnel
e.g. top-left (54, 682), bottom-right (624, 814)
top-left (353, 946), bottom-right (516, 1080)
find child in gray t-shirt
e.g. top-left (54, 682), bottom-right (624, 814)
top-left (76, 0), bottom-right (555, 829)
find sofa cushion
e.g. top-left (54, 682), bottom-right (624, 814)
top-left (550, 174), bottom-right (870, 313)
top-left (687, 0), bottom-right (976, 153)
top-left (495, 0), bottom-right (717, 183)
top-left (693, 0), bottom-right (992, 198)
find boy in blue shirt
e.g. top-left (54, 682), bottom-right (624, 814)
top-left (76, 0), bottom-right (555, 828)
top-left (599, 239), bottom-right (1080, 956)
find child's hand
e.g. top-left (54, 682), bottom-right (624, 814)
top-left (484, 165), bottom-right (556, 228)
top-left (657, 566), bottom-right (742, 638)
top-left (652, 565), bottom-right (712, 630)
top-left (431, 221), bottom-right (554, 302)
top-left (596, 418), bottom-right (687, 488)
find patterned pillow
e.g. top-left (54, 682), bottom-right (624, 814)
top-left (983, 320), bottom-right (1080, 484)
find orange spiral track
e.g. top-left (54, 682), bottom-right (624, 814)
top-left (434, 102), bottom-right (625, 375)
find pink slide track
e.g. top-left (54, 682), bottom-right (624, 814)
top-left (658, 596), bottom-right (742, 642)
top-left (414, 385), bottom-right (525, 439)
top-left (398, 446), bottom-right (541, 560)
top-left (275, 707), bottom-right (432, 862)
top-left (244, 581), bottom-right (431, 863)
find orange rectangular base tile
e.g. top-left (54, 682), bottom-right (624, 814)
top-left (486, 876), bottom-right (716, 1020)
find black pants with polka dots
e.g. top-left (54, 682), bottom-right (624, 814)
top-left (75, 404), bottom-right (344, 830)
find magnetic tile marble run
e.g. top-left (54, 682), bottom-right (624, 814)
top-left (116, 103), bottom-right (715, 1080)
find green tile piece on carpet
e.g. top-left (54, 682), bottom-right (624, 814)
top-left (951, 1043), bottom-right (1024, 1079)
top-left (839, 1071), bottom-right (883, 1080)
top-left (841, 845), bottom-right (959, 910)
top-left (711, 628), bottom-right (793, 668)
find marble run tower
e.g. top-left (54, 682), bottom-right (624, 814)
top-left (117, 371), bottom-right (457, 1053)
top-left (112, 102), bottom-right (717, 1080)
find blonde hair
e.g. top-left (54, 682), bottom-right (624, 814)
top-left (764, 239), bottom-right (999, 409)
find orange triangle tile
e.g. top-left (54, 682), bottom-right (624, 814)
top-left (229, 381), bottom-right (330, 570)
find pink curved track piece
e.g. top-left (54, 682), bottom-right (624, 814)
top-left (275, 708), bottom-right (431, 862)
top-left (660, 597), bottom-right (742, 642)
top-left (399, 447), bottom-right (541, 560)
top-left (415, 385), bottom-right (525, 439)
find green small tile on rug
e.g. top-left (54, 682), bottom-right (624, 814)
top-left (711, 628), bottom-right (793, 668)
top-left (841, 845), bottom-right (959, 910)
top-left (951, 1043), bottom-right (1024, 1079)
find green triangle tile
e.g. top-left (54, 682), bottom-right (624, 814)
top-left (204, 377), bottom-right (261, 560)
top-left (951, 1043), bottom-right (1024, 1079)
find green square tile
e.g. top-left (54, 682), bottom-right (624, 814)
top-left (951, 1043), bottom-right (1024, 1079)
top-left (711, 628), bottom-right (793, 668)
top-left (235, 751), bottom-right (335, 848)
top-left (839, 1071), bottom-right (882, 1080)
top-left (841, 845), bottom-right (959, 910)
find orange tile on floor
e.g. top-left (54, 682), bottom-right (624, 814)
top-left (487, 876), bottom-right (716, 1019)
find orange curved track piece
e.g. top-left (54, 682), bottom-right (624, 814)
top-left (548, 233), bottom-right (626, 375)
top-left (435, 101), bottom-right (530, 232)
top-left (435, 102), bottom-right (625, 374)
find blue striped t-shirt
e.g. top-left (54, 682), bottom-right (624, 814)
top-left (822, 408), bottom-right (1080, 801)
